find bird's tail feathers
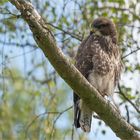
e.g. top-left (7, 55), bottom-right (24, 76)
top-left (73, 93), bottom-right (92, 132)
top-left (74, 101), bottom-right (81, 128)
top-left (79, 100), bottom-right (92, 132)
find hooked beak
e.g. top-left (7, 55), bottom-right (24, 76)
top-left (90, 27), bottom-right (98, 34)
top-left (90, 27), bottom-right (101, 36)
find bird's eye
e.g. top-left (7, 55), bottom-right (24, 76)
top-left (99, 24), bottom-right (107, 28)
top-left (95, 24), bottom-right (107, 29)
top-left (100, 24), bottom-right (106, 27)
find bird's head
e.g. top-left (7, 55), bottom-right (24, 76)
top-left (90, 17), bottom-right (117, 43)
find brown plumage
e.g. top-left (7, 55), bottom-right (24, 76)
top-left (73, 17), bottom-right (123, 132)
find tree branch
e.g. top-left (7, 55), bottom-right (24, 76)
top-left (118, 84), bottom-right (140, 114)
top-left (122, 47), bottom-right (140, 59)
top-left (8, 0), bottom-right (140, 139)
top-left (46, 22), bottom-right (82, 41)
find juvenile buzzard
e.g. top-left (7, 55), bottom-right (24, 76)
top-left (73, 17), bottom-right (123, 132)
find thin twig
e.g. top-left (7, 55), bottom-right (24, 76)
top-left (122, 47), bottom-right (140, 59)
top-left (0, 48), bottom-right (37, 66)
top-left (25, 111), bottom-right (59, 132)
top-left (125, 105), bottom-right (130, 123)
top-left (118, 84), bottom-right (140, 114)
top-left (46, 22), bottom-right (82, 41)
top-left (71, 124), bottom-right (74, 140)
top-left (50, 106), bottom-right (73, 140)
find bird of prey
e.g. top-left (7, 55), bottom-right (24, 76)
top-left (73, 17), bottom-right (123, 132)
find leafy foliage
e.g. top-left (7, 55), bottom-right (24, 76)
top-left (0, 0), bottom-right (8, 5)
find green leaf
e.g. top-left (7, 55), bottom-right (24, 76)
top-left (0, 0), bottom-right (8, 5)
top-left (2, 18), bottom-right (16, 31)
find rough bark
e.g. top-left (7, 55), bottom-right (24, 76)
top-left (9, 0), bottom-right (140, 139)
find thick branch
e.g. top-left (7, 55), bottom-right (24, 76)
top-left (9, 0), bottom-right (140, 140)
